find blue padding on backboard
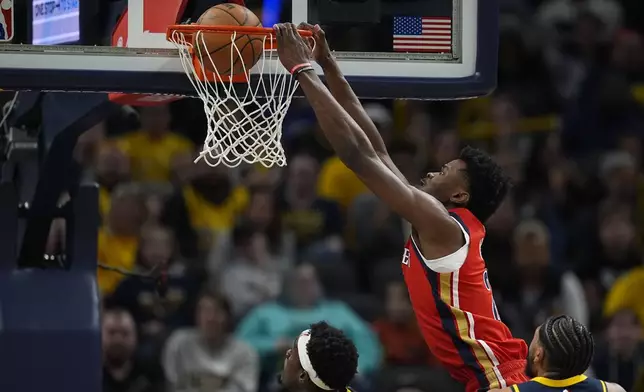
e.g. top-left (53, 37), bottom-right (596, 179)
top-left (0, 270), bottom-right (101, 392)
top-left (0, 183), bottom-right (101, 392)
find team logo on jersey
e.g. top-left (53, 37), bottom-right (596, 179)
top-left (483, 269), bottom-right (491, 291)
top-left (401, 248), bottom-right (410, 266)
top-left (0, 0), bottom-right (13, 42)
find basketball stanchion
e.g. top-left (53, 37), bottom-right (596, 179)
top-left (167, 10), bottom-right (313, 168)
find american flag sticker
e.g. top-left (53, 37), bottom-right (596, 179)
top-left (393, 16), bottom-right (452, 53)
top-left (0, 0), bottom-right (13, 42)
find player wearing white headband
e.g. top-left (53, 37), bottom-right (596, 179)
top-left (279, 321), bottom-right (358, 392)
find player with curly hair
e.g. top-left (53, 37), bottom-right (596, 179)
top-left (273, 22), bottom-right (528, 392)
top-left (490, 315), bottom-right (625, 392)
top-left (279, 321), bottom-right (358, 392)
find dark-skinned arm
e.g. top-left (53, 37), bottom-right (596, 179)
top-left (321, 58), bottom-right (408, 183)
top-left (296, 22), bottom-right (410, 184)
top-left (295, 70), bottom-right (461, 250)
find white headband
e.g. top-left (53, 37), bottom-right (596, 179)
top-left (297, 329), bottom-right (333, 391)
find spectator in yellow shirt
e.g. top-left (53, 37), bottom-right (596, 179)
top-left (96, 144), bottom-right (131, 219)
top-left (98, 184), bottom-right (147, 296)
top-left (162, 162), bottom-right (249, 260)
top-left (116, 105), bottom-right (193, 182)
top-left (317, 156), bottom-right (368, 209)
top-left (316, 103), bottom-right (394, 209)
top-left (604, 265), bottom-right (644, 330)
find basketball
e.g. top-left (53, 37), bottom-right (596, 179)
top-left (194, 3), bottom-right (264, 76)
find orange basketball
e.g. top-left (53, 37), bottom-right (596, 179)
top-left (194, 3), bottom-right (264, 76)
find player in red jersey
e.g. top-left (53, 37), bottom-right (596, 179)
top-left (274, 23), bottom-right (529, 392)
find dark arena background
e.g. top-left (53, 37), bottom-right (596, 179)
top-left (0, 0), bottom-right (643, 391)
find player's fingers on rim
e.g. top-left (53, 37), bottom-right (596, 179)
top-left (314, 24), bottom-right (325, 37)
top-left (287, 23), bottom-right (299, 39)
top-left (273, 23), bottom-right (285, 38)
top-left (298, 22), bottom-right (314, 31)
top-left (279, 24), bottom-right (292, 45)
top-left (279, 23), bottom-right (290, 37)
top-left (305, 36), bottom-right (315, 50)
top-left (279, 24), bottom-right (291, 43)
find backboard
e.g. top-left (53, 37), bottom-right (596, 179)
top-left (0, 0), bottom-right (498, 100)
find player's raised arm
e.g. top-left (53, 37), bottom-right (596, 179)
top-left (298, 23), bottom-right (409, 184)
top-left (274, 23), bottom-right (461, 248)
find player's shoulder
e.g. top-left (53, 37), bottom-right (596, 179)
top-left (507, 376), bottom-right (616, 392)
top-left (604, 381), bottom-right (626, 392)
top-left (448, 208), bottom-right (483, 230)
top-left (580, 375), bottom-right (622, 392)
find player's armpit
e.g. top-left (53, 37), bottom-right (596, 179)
top-left (322, 62), bottom-right (387, 155)
top-left (377, 153), bottom-right (410, 185)
top-left (348, 154), bottom-right (463, 249)
top-left (322, 57), bottom-right (409, 184)
top-left (301, 23), bottom-right (409, 183)
top-left (292, 70), bottom-right (459, 248)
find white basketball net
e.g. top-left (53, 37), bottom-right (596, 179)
top-left (169, 30), bottom-right (301, 168)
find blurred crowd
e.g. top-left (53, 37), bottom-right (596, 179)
top-left (64, 0), bottom-right (644, 391)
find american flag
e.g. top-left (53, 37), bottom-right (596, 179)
top-left (393, 16), bottom-right (452, 53)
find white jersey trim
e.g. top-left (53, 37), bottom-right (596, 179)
top-left (410, 217), bottom-right (470, 273)
top-left (464, 311), bottom-right (508, 388)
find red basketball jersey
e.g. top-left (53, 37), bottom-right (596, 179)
top-left (401, 208), bottom-right (528, 392)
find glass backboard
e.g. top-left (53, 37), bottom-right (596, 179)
top-left (0, 0), bottom-right (498, 99)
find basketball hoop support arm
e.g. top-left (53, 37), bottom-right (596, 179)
top-left (16, 93), bottom-right (112, 268)
top-left (0, 92), bottom-right (107, 391)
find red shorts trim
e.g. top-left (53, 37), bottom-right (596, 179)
top-left (464, 359), bottom-right (528, 392)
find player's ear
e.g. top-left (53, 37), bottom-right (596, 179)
top-left (298, 370), bottom-right (309, 385)
top-left (533, 345), bottom-right (544, 365)
top-left (450, 190), bottom-right (469, 206)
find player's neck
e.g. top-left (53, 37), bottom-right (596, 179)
top-left (539, 370), bottom-right (565, 379)
top-left (443, 202), bottom-right (462, 212)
